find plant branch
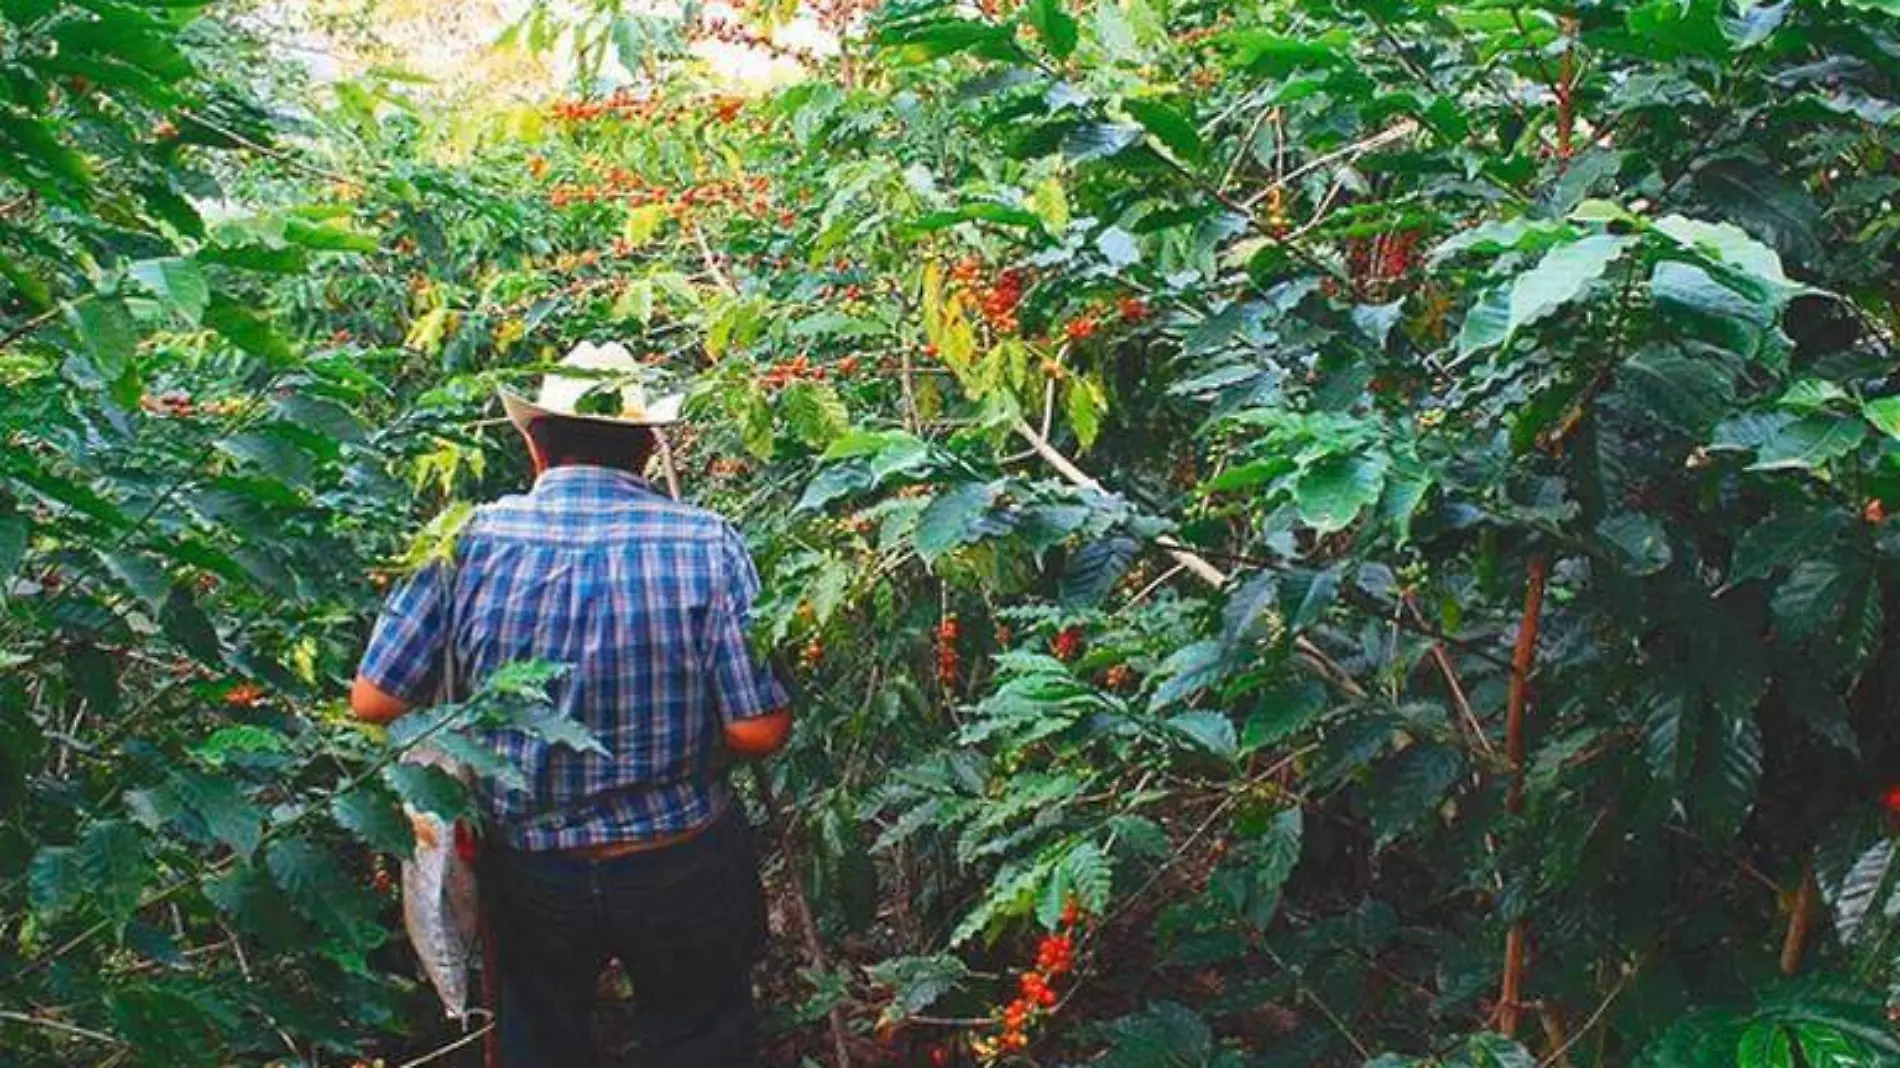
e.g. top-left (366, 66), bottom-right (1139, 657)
top-left (0, 1009), bottom-right (125, 1047)
top-left (177, 110), bottom-right (364, 190)
top-left (1008, 418), bottom-right (1368, 700)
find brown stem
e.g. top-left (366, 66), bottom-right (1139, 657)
top-left (753, 767), bottom-right (854, 1068)
top-left (1556, 17), bottom-right (1578, 165)
top-left (1781, 864), bottom-right (1818, 976)
top-left (1405, 593), bottom-right (1495, 756)
top-left (1505, 557), bottom-right (1548, 815)
top-left (1539, 1002), bottom-right (1573, 1068)
top-left (1498, 556), bottom-right (1549, 1038)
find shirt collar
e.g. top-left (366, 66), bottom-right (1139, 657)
top-left (532, 465), bottom-right (654, 498)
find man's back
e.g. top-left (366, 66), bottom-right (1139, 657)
top-left (359, 465), bottom-right (786, 851)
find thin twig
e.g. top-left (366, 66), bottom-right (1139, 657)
top-left (1537, 968), bottom-right (1632, 1068)
top-left (0, 1009), bottom-right (124, 1047)
top-left (1405, 593), bottom-right (1495, 755)
top-left (178, 110), bottom-right (364, 190)
top-left (1220, 103), bottom-right (1280, 191)
top-left (392, 1011), bottom-right (498, 1068)
top-left (0, 304), bottom-right (61, 354)
top-left (1241, 121), bottom-right (1419, 209)
top-left (1010, 418), bottom-right (1368, 700)
top-left (1122, 563), bottom-right (1187, 611)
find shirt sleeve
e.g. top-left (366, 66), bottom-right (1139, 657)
top-left (358, 561), bottom-right (449, 705)
top-left (707, 527), bottom-right (789, 725)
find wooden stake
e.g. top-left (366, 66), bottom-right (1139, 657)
top-left (1497, 556), bottom-right (1548, 1038)
top-left (1781, 864), bottom-right (1819, 976)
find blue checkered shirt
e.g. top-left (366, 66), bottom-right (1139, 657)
top-left (359, 466), bottom-right (788, 851)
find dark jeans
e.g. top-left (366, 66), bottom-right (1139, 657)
top-left (480, 809), bottom-right (768, 1067)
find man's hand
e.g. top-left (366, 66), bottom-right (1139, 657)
top-left (351, 674), bottom-right (414, 725)
top-left (722, 708), bottom-right (792, 760)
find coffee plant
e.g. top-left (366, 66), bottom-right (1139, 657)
top-left (5, 0), bottom-right (1900, 1065)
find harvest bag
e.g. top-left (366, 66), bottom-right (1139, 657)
top-left (398, 556), bottom-right (481, 1019)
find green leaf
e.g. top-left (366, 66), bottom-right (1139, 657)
top-left (515, 708), bottom-right (611, 756)
top-left (1217, 30), bottom-right (1347, 76)
top-left (1366, 743), bottom-right (1462, 848)
top-left (914, 482), bottom-right (1004, 563)
top-left (104, 550), bottom-right (170, 610)
top-left (384, 762), bottom-right (472, 822)
top-left (274, 394), bottom-right (366, 445)
top-left (1696, 710), bottom-right (1763, 840)
top-left (1065, 373), bottom-right (1107, 450)
top-left (218, 429), bottom-right (314, 488)
top-left (27, 846), bottom-right (80, 917)
top-left (1748, 415), bottom-right (1864, 472)
top-left (1504, 234), bottom-right (1637, 340)
top-left (780, 380), bottom-right (850, 449)
top-left (1061, 534), bottom-right (1139, 607)
top-left (67, 297), bottom-right (138, 380)
top-left (1597, 513), bottom-right (1673, 576)
top-left (1295, 453), bottom-right (1386, 534)
top-left (1863, 397), bottom-right (1900, 439)
top-left (1693, 158), bottom-right (1824, 264)
top-left (1465, 1033), bottom-right (1540, 1068)
top-left (1039, 840), bottom-right (1113, 928)
top-left (1124, 99), bottom-right (1203, 164)
top-left (1772, 560), bottom-right (1856, 641)
top-left (79, 820), bottom-right (153, 926)
top-left (198, 240), bottom-right (309, 274)
top-left (1627, 0), bottom-right (1729, 60)
top-left (129, 258), bottom-right (208, 324)
top-left (205, 297), bottom-right (296, 366)
top-left (1153, 640), bottom-right (1229, 709)
top-left (331, 786), bottom-right (416, 858)
top-left (1061, 123), bottom-right (1141, 164)
top-left (0, 509), bottom-right (28, 580)
top-left (1020, 0), bottom-right (1078, 59)
top-left (1167, 710), bottom-right (1238, 761)
top-left (1654, 214), bottom-right (1796, 288)
top-left (1279, 567), bottom-right (1339, 634)
top-left (1456, 286), bottom-right (1512, 356)
top-left (281, 218), bottom-right (379, 253)
top-left (1621, 346), bottom-right (1737, 435)
top-left (878, 17), bottom-right (1023, 62)
top-left (865, 955), bottom-right (971, 1023)
top-left (1210, 807), bottom-right (1302, 931)
top-left (1730, 510), bottom-right (1839, 585)
top-left (797, 464), bottom-right (873, 512)
top-left (160, 585), bottom-right (223, 665)
top-left (172, 771), bottom-right (263, 856)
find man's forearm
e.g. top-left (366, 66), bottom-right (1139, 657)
top-left (350, 674), bottom-right (414, 725)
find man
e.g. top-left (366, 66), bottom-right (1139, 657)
top-left (351, 341), bottom-right (792, 1067)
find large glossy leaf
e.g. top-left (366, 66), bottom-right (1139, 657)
top-left (914, 481), bottom-right (1005, 563)
top-left (1020, 0), bottom-right (1077, 59)
top-left (129, 258), bottom-right (209, 324)
top-left (1060, 533), bottom-right (1139, 607)
top-left (1366, 743), bottom-right (1462, 848)
top-left (66, 296), bottom-right (138, 380)
top-left (1124, 99), bottom-right (1203, 163)
top-left (1295, 453), bottom-right (1386, 533)
top-left (1491, 234), bottom-right (1637, 345)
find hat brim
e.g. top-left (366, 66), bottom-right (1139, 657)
top-left (499, 388), bottom-right (683, 433)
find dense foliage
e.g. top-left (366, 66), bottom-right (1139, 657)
top-left (6, 1), bottom-right (1900, 1065)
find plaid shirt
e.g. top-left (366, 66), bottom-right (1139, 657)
top-left (359, 466), bottom-right (788, 851)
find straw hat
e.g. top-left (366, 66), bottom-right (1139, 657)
top-left (499, 341), bottom-right (685, 432)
